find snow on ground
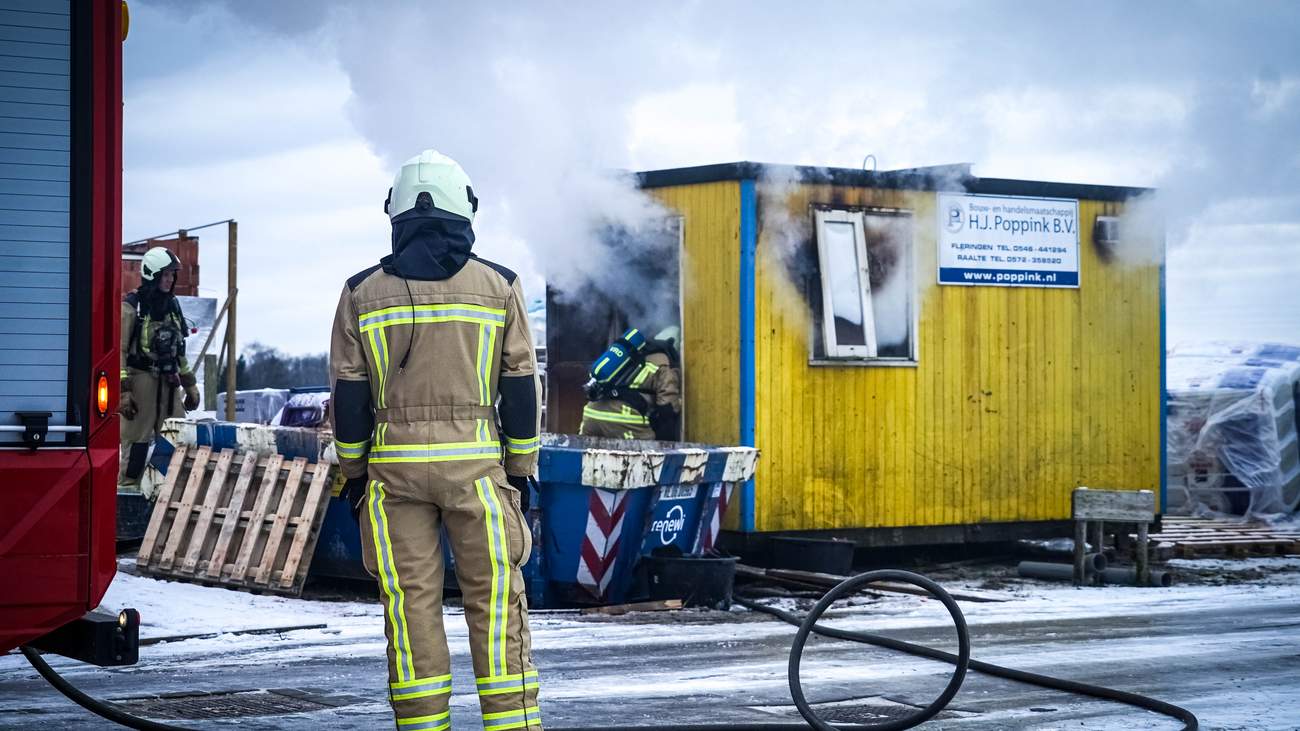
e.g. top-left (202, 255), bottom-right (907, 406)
top-left (75, 556), bottom-right (1300, 668)
top-left (4, 557), bottom-right (1300, 729)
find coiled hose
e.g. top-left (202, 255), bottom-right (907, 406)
top-left (24, 569), bottom-right (1198, 730)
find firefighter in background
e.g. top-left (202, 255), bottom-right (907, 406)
top-left (331, 150), bottom-right (542, 730)
top-left (119, 247), bottom-right (200, 487)
top-left (579, 326), bottom-right (681, 441)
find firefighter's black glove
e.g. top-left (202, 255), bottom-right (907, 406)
top-left (340, 475), bottom-right (368, 521)
top-left (179, 372), bottom-right (200, 410)
top-left (506, 474), bottom-right (532, 514)
top-left (119, 389), bottom-right (137, 420)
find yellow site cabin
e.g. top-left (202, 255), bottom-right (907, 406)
top-left (547, 161), bottom-right (1163, 547)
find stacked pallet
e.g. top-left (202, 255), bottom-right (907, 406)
top-left (1166, 342), bottom-right (1300, 515)
top-left (136, 445), bottom-right (335, 596)
top-left (1150, 516), bottom-right (1300, 558)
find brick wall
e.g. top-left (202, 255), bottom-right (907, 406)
top-left (122, 235), bottom-right (200, 296)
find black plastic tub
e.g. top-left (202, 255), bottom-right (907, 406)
top-left (644, 555), bottom-right (739, 609)
top-left (769, 536), bottom-right (855, 576)
top-left (116, 492), bottom-right (151, 543)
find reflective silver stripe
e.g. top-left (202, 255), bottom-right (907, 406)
top-left (370, 445), bottom-right (501, 460)
top-left (369, 482), bottom-right (414, 681)
top-left (474, 477), bottom-right (511, 676)
top-left (360, 306), bottom-right (506, 330)
top-left (397, 711), bottom-right (452, 730)
top-left (335, 439), bottom-right (369, 458)
top-left (390, 676), bottom-right (452, 700)
top-left (476, 670), bottom-right (540, 694)
top-left (397, 721), bottom-right (449, 731)
top-left (477, 322), bottom-right (496, 406)
top-left (505, 436), bottom-right (539, 455)
top-left (482, 707), bottom-right (542, 731)
top-left (369, 328), bottom-right (390, 408)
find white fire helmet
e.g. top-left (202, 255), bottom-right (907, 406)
top-left (384, 149), bottom-right (478, 223)
top-left (140, 247), bottom-right (180, 281)
top-left (654, 326), bottom-right (681, 344)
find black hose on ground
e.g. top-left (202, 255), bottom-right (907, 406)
top-left (19, 646), bottom-right (196, 731)
top-left (23, 568), bottom-right (1198, 731)
top-left (734, 577), bottom-right (1200, 731)
top-left (783, 570), bottom-right (970, 731)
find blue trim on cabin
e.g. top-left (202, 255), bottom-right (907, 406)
top-left (739, 178), bottom-right (757, 532)
top-left (1159, 255), bottom-right (1167, 514)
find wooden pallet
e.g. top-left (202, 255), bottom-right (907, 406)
top-left (136, 445), bottom-right (335, 596)
top-left (1148, 517), bottom-right (1300, 558)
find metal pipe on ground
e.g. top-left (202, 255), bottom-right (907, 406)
top-left (1100, 567), bottom-right (1175, 587)
top-left (1018, 554), bottom-right (1107, 582)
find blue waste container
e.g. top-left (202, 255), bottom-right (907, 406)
top-left (156, 422), bottom-right (759, 607)
top-left (532, 434), bottom-right (758, 607)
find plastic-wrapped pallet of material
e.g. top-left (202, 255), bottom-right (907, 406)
top-left (1166, 342), bottom-right (1300, 516)
top-left (214, 388), bottom-right (290, 425)
top-left (273, 388), bottom-right (330, 428)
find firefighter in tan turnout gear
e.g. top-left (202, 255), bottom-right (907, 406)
top-left (579, 326), bottom-right (681, 441)
top-left (330, 150), bottom-right (542, 731)
top-left (119, 247), bottom-right (200, 487)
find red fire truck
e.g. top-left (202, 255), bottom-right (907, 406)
top-left (0, 0), bottom-right (137, 665)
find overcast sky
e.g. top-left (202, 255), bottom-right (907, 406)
top-left (122, 1), bottom-right (1300, 355)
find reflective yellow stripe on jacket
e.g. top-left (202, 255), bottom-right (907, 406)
top-left (356, 303), bottom-right (507, 409)
top-left (369, 440), bottom-right (502, 464)
top-left (335, 438), bottom-right (369, 459)
top-left (582, 403), bottom-right (649, 426)
top-left (629, 361), bottom-right (659, 388)
top-left (505, 436), bottom-right (540, 455)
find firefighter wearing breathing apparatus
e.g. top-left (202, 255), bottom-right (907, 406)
top-left (330, 150), bottom-right (542, 730)
top-left (119, 247), bottom-right (199, 487)
top-left (579, 326), bottom-right (682, 441)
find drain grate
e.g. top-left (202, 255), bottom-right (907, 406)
top-left (751, 695), bottom-right (977, 724)
top-left (111, 688), bottom-right (358, 720)
top-left (820, 702), bottom-right (940, 724)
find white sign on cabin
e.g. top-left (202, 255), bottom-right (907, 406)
top-left (937, 193), bottom-right (1080, 288)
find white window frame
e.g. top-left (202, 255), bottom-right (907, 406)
top-left (814, 209), bottom-right (878, 358)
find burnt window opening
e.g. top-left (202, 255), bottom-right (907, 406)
top-left (811, 207), bottom-right (915, 362)
top-left (544, 217), bottom-right (684, 433)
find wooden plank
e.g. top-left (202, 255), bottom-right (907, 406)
top-left (1073, 520), bottom-right (1087, 586)
top-left (1170, 533), bottom-right (1289, 543)
top-left (140, 624), bottom-right (327, 646)
top-left (1072, 488), bottom-right (1155, 522)
top-left (254, 457), bottom-right (306, 586)
top-left (179, 449), bottom-right (234, 574)
top-left (581, 599), bottom-right (683, 616)
top-left (205, 451), bottom-right (259, 579)
top-left (137, 444), bottom-right (189, 566)
top-left (762, 566), bottom-right (1009, 603)
top-left (277, 463), bottom-right (333, 589)
top-left (230, 453), bottom-right (283, 584)
top-left (157, 446), bottom-right (212, 571)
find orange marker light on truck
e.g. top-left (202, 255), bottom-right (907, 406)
top-left (97, 372), bottom-right (109, 417)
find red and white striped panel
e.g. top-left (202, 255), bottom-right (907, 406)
top-left (694, 483), bottom-right (734, 553)
top-left (576, 488), bottom-right (629, 599)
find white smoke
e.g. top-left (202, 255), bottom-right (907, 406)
top-left (135, 0), bottom-right (1300, 351)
